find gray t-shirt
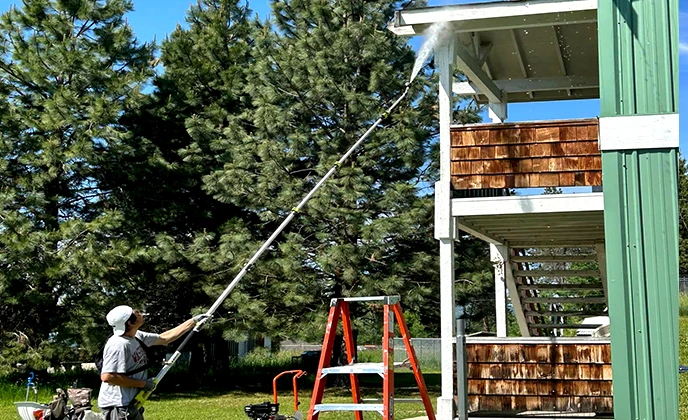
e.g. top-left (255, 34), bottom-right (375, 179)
top-left (97, 331), bottom-right (160, 408)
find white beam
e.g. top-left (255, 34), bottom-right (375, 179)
top-left (509, 29), bottom-right (532, 99)
top-left (500, 246), bottom-right (530, 337)
top-left (550, 25), bottom-right (572, 96)
top-left (488, 102), bottom-right (507, 123)
top-left (491, 244), bottom-right (507, 337)
top-left (451, 193), bottom-right (604, 217)
top-left (457, 219), bottom-right (505, 245)
top-left (453, 76), bottom-right (599, 95)
top-left (454, 42), bottom-right (505, 104)
top-left (390, 0), bottom-right (597, 36)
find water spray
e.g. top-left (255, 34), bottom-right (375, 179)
top-left (133, 24), bottom-right (445, 408)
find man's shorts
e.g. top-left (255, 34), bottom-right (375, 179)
top-left (100, 405), bottom-right (144, 420)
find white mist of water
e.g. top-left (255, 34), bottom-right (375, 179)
top-left (409, 21), bottom-right (450, 83)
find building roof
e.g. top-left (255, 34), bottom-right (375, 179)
top-left (389, 0), bottom-right (599, 103)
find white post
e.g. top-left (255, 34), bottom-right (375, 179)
top-left (595, 243), bottom-right (609, 303)
top-left (238, 340), bottom-right (248, 359)
top-left (488, 101), bottom-right (507, 123)
top-left (491, 244), bottom-right (507, 337)
top-left (434, 36), bottom-right (456, 420)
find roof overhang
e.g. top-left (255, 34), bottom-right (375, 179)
top-left (452, 193), bottom-right (605, 247)
top-left (390, 0), bottom-right (600, 104)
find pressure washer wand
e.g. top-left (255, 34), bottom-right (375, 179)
top-left (133, 84), bottom-right (411, 409)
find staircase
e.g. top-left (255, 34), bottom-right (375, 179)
top-left (507, 247), bottom-right (608, 337)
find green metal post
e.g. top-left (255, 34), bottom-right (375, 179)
top-left (597, 0), bottom-right (679, 418)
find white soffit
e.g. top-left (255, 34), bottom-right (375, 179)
top-left (390, 0), bottom-right (598, 35)
top-left (389, 0), bottom-right (600, 103)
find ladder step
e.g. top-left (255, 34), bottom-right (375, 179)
top-left (514, 270), bottom-right (599, 277)
top-left (314, 403), bottom-right (383, 413)
top-left (321, 362), bottom-right (407, 375)
top-left (518, 283), bottom-right (604, 290)
top-left (362, 398), bottom-right (423, 403)
top-left (334, 296), bottom-right (399, 304)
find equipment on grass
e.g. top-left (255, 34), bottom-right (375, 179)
top-left (307, 296), bottom-right (436, 420)
top-left (15, 373), bottom-right (49, 420)
top-left (132, 83), bottom-right (413, 409)
top-left (245, 370), bottom-right (307, 420)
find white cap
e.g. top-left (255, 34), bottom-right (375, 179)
top-left (107, 305), bottom-right (133, 336)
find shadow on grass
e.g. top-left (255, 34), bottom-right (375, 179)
top-left (151, 372), bottom-right (441, 402)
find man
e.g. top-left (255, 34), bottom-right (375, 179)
top-left (98, 305), bottom-right (209, 420)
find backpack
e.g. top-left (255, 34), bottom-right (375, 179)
top-left (43, 388), bottom-right (68, 420)
top-left (95, 337), bottom-right (151, 376)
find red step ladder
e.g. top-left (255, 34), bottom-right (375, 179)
top-left (307, 296), bottom-right (436, 420)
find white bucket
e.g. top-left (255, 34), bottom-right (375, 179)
top-left (14, 401), bottom-right (49, 420)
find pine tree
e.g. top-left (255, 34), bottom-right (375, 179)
top-left (0, 0), bottom-right (154, 371)
top-left (678, 156), bottom-right (688, 274)
top-left (98, 0), bottom-right (256, 336)
top-left (183, 0), bottom-right (478, 344)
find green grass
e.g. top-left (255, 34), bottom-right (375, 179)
top-left (680, 316), bottom-right (688, 419)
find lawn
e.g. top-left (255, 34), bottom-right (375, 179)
top-left (2, 320), bottom-right (687, 420)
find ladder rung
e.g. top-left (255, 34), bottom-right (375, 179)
top-left (321, 363), bottom-right (384, 375)
top-left (362, 398), bottom-right (423, 403)
top-left (332, 296), bottom-right (399, 304)
top-left (321, 362), bottom-right (408, 376)
top-left (314, 403), bottom-right (383, 413)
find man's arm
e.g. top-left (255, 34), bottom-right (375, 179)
top-left (152, 319), bottom-right (195, 346)
top-left (101, 372), bottom-right (146, 389)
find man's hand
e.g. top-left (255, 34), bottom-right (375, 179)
top-left (141, 379), bottom-right (156, 392)
top-left (192, 313), bottom-right (212, 325)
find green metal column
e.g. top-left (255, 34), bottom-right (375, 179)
top-left (598, 0), bottom-right (679, 419)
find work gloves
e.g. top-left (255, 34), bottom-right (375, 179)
top-left (192, 313), bottom-right (212, 325)
top-left (141, 379), bottom-right (156, 392)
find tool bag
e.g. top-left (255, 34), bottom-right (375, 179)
top-left (67, 388), bottom-right (93, 420)
top-left (43, 388), bottom-right (68, 420)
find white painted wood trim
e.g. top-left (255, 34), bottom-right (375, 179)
top-left (438, 239), bottom-right (455, 420)
top-left (454, 42), bottom-right (505, 104)
top-left (456, 219), bottom-right (504, 245)
top-left (491, 244), bottom-right (507, 337)
top-left (599, 113), bottom-right (679, 150)
top-left (499, 246), bottom-right (531, 337)
top-left (392, 0), bottom-right (597, 28)
top-left (488, 102), bottom-right (507, 123)
top-left (451, 193), bottom-right (604, 217)
top-left (434, 39), bottom-right (455, 241)
top-left (453, 76), bottom-right (598, 95)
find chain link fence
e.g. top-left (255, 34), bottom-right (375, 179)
top-left (393, 338), bottom-right (441, 371)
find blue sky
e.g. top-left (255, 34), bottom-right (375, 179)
top-left (0, 0), bottom-right (684, 153)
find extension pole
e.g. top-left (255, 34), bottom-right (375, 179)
top-left (133, 84), bottom-right (412, 409)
